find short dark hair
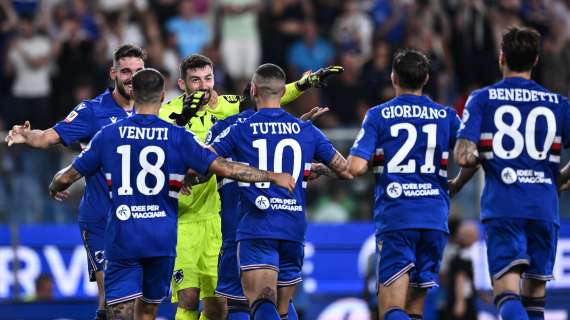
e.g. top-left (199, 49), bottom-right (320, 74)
top-left (113, 44), bottom-right (146, 67)
top-left (180, 54), bottom-right (214, 79)
top-left (252, 63), bottom-right (286, 98)
top-left (132, 68), bottom-right (164, 104)
top-left (392, 48), bottom-right (430, 90)
top-left (501, 26), bottom-right (540, 72)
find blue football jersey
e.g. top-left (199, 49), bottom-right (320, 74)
top-left (350, 94), bottom-right (461, 234)
top-left (72, 114), bottom-right (218, 259)
top-left (206, 109), bottom-right (255, 246)
top-left (457, 77), bottom-right (570, 225)
top-left (212, 108), bottom-right (337, 243)
top-left (53, 89), bottom-right (133, 224)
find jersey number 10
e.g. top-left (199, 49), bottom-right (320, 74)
top-left (251, 138), bottom-right (302, 188)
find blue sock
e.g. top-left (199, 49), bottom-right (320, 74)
top-left (522, 296), bottom-right (545, 320)
top-left (287, 301), bottom-right (298, 320)
top-left (251, 299), bottom-right (280, 320)
top-left (384, 308), bottom-right (410, 320)
top-left (495, 292), bottom-right (529, 320)
top-left (228, 311), bottom-right (250, 320)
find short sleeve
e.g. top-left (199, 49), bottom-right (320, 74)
top-left (72, 129), bottom-right (103, 177)
top-left (350, 109), bottom-right (381, 161)
top-left (312, 125), bottom-right (337, 164)
top-left (211, 124), bottom-right (239, 158)
top-left (449, 108), bottom-right (462, 148)
top-left (53, 102), bottom-right (95, 146)
top-left (456, 92), bottom-right (483, 143)
top-left (178, 129), bottom-right (218, 176)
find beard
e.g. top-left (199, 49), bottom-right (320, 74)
top-left (116, 79), bottom-right (132, 101)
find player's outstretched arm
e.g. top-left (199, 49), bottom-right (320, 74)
top-left (448, 166), bottom-right (480, 198)
top-left (347, 155), bottom-right (369, 177)
top-left (294, 66), bottom-right (344, 91)
top-left (453, 139), bottom-right (479, 168)
top-left (5, 121), bottom-right (61, 148)
top-left (48, 165), bottom-right (83, 201)
top-left (209, 157), bottom-right (296, 192)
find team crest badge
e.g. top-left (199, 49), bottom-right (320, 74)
top-left (173, 269), bottom-right (184, 284)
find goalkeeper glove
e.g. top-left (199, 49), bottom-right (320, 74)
top-left (169, 90), bottom-right (207, 127)
top-left (295, 65), bottom-right (344, 91)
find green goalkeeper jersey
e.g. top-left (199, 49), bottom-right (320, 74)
top-left (159, 84), bottom-right (302, 222)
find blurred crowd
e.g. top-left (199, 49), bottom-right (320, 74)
top-left (0, 0), bottom-right (570, 223)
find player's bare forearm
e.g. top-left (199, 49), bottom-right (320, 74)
top-left (348, 155), bottom-right (369, 177)
top-left (449, 166), bottom-right (479, 198)
top-left (325, 152), bottom-right (353, 179)
top-left (25, 129), bottom-right (61, 148)
top-left (210, 157), bottom-right (271, 183)
top-left (453, 139), bottom-right (480, 168)
top-left (6, 121), bottom-right (61, 148)
top-left (210, 157), bottom-right (295, 192)
top-left (49, 165), bottom-right (82, 196)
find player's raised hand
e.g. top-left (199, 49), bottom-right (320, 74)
top-left (5, 120), bottom-right (31, 146)
top-left (169, 91), bottom-right (207, 126)
top-left (271, 172), bottom-right (296, 193)
top-left (300, 106), bottom-right (329, 122)
top-left (295, 65), bottom-right (344, 91)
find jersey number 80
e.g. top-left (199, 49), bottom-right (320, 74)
top-left (492, 105), bottom-right (556, 160)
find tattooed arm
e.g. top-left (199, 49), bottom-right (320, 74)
top-left (209, 157), bottom-right (295, 192)
top-left (453, 139), bottom-right (480, 168)
top-left (311, 151), bottom-right (352, 180)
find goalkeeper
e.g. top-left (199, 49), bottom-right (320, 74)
top-left (159, 53), bottom-right (342, 320)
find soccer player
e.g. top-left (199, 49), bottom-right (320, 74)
top-left (211, 63), bottom-right (351, 320)
top-left (455, 27), bottom-right (570, 320)
top-left (158, 53), bottom-right (342, 320)
top-left (348, 49), bottom-right (465, 320)
top-left (5, 44), bottom-right (146, 320)
top-left (48, 68), bottom-right (295, 320)
top-left (205, 84), bottom-right (328, 320)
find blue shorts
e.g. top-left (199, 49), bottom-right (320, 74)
top-left (79, 221), bottom-right (105, 282)
top-left (376, 229), bottom-right (447, 288)
top-left (105, 256), bottom-right (175, 306)
top-left (215, 243), bottom-right (246, 301)
top-left (483, 218), bottom-right (558, 281)
top-left (238, 239), bottom-right (304, 287)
